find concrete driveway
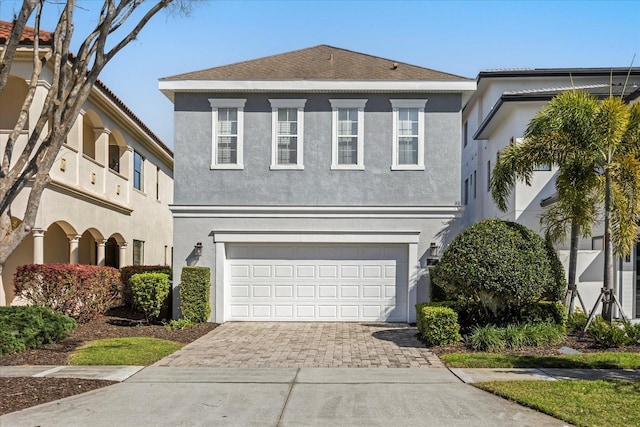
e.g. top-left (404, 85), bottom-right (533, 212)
top-left (1, 367), bottom-right (569, 427)
top-left (155, 322), bottom-right (444, 368)
top-left (0, 323), bottom-right (571, 426)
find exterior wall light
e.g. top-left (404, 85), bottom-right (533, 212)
top-left (194, 242), bottom-right (203, 257)
top-left (426, 242), bottom-right (440, 266)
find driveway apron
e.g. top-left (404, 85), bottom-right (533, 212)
top-left (154, 322), bottom-right (444, 368)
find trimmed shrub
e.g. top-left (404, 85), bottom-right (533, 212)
top-left (466, 325), bottom-right (505, 352)
top-left (587, 317), bottom-right (631, 348)
top-left (566, 310), bottom-right (588, 332)
top-left (465, 322), bottom-right (565, 352)
top-left (180, 266), bottom-right (210, 323)
top-left (416, 305), bottom-right (461, 346)
top-left (120, 265), bottom-right (171, 307)
top-left (0, 306), bottom-right (76, 355)
top-left (523, 301), bottom-right (567, 327)
top-left (130, 273), bottom-right (170, 322)
top-left (431, 219), bottom-right (565, 326)
top-left (14, 264), bottom-right (120, 323)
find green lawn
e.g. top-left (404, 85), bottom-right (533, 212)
top-left (440, 352), bottom-right (640, 369)
top-left (69, 337), bottom-right (183, 365)
top-left (475, 380), bottom-right (640, 427)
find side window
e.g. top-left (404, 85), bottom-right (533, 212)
top-left (133, 239), bottom-right (144, 266)
top-left (133, 150), bottom-right (144, 191)
top-left (209, 99), bottom-right (246, 169)
top-left (269, 99), bottom-right (306, 170)
top-left (329, 99), bottom-right (367, 170)
top-left (390, 99), bottom-right (427, 170)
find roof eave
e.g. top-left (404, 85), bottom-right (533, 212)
top-left (158, 79), bottom-right (477, 103)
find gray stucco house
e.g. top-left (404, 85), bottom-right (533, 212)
top-left (159, 45), bottom-right (476, 323)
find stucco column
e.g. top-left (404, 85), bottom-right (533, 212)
top-left (68, 234), bottom-right (81, 264)
top-left (32, 228), bottom-right (45, 264)
top-left (118, 242), bottom-right (128, 268)
top-left (97, 239), bottom-right (107, 266)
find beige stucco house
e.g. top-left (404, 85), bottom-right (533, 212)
top-left (0, 21), bottom-right (174, 305)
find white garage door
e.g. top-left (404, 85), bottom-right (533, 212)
top-left (225, 244), bottom-right (408, 322)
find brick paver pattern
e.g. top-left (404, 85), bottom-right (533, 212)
top-left (156, 322), bottom-right (444, 368)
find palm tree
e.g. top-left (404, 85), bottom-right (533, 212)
top-left (491, 90), bottom-right (640, 320)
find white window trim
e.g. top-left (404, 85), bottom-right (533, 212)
top-left (209, 98), bottom-right (246, 170)
top-left (390, 99), bottom-right (427, 170)
top-left (329, 99), bottom-right (367, 170)
top-left (269, 99), bottom-right (306, 170)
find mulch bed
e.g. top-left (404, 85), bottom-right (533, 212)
top-left (430, 332), bottom-right (640, 356)
top-left (0, 306), bottom-right (218, 415)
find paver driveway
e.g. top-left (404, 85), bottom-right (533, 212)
top-left (156, 322), bottom-right (444, 368)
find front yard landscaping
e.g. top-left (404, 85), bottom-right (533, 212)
top-left (475, 380), bottom-right (640, 427)
top-left (0, 306), bottom-right (217, 415)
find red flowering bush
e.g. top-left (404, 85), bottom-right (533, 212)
top-left (14, 264), bottom-right (121, 323)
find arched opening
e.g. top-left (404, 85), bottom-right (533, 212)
top-left (108, 130), bottom-right (128, 174)
top-left (82, 110), bottom-right (102, 160)
top-left (0, 75), bottom-right (29, 130)
top-left (44, 223), bottom-right (70, 264)
top-left (78, 228), bottom-right (104, 265)
top-left (105, 237), bottom-right (119, 268)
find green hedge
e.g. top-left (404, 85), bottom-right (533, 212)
top-left (180, 266), bottom-right (210, 323)
top-left (416, 304), bottom-right (461, 346)
top-left (130, 273), bottom-right (171, 322)
top-left (14, 264), bottom-right (120, 323)
top-left (0, 306), bottom-right (76, 355)
top-left (431, 219), bottom-right (565, 326)
top-left (120, 265), bottom-right (172, 307)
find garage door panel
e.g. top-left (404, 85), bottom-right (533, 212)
top-left (340, 265), bottom-right (359, 278)
top-left (296, 265), bottom-right (315, 278)
top-left (340, 285), bottom-right (359, 298)
top-left (226, 244), bottom-right (407, 321)
top-left (252, 285), bottom-right (271, 298)
top-left (296, 286), bottom-right (315, 298)
top-left (274, 285), bottom-right (293, 298)
top-left (318, 285), bottom-right (338, 298)
top-left (274, 305), bottom-right (294, 318)
top-left (318, 265), bottom-right (338, 278)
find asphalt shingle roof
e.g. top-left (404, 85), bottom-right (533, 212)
top-left (162, 45), bottom-right (472, 81)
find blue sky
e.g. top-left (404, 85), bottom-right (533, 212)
top-left (2, 0), bottom-right (639, 148)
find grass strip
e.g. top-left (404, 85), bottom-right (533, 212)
top-left (475, 380), bottom-right (640, 427)
top-left (70, 337), bottom-right (183, 365)
top-left (441, 352), bottom-right (640, 369)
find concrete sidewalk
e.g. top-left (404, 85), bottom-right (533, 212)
top-left (2, 364), bottom-right (639, 383)
top-left (1, 367), bottom-right (570, 427)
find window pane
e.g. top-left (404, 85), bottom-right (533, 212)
top-left (398, 108), bottom-right (418, 136)
top-left (217, 136), bottom-right (237, 164)
top-left (277, 136), bottom-right (297, 164)
top-left (398, 137), bottom-right (418, 165)
top-left (218, 108), bottom-right (238, 135)
top-left (338, 137), bottom-right (357, 165)
top-left (133, 240), bottom-right (144, 266)
top-left (133, 151), bottom-right (144, 190)
top-left (338, 108), bottom-right (358, 136)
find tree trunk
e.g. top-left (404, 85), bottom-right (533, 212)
top-left (566, 221), bottom-right (579, 314)
top-left (602, 170), bottom-right (614, 322)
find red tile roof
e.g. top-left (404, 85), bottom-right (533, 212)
top-left (0, 19), bottom-right (53, 44)
top-left (0, 20), bottom-right (171, 157)
top-left (163, 45), bottom-right (472, 81)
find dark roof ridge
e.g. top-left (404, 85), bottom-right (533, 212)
top-left (161, 44), bottom-right (473, 81)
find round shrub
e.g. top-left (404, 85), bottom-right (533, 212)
top-left (431, 219), bottom-right (565, 325)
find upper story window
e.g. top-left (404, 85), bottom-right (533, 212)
top-left (390, 99), bottom-right (427, 170)
top-left (329, 99), bottom-right (366, 170)
top-left (209, 99), bottom-right (246, 169)
top-left (463, 121), bottom-right (468, 148)
top-left (269, 99), bottom-right (306, 170)
top-left (133, 150), bottom-right (144, 191)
